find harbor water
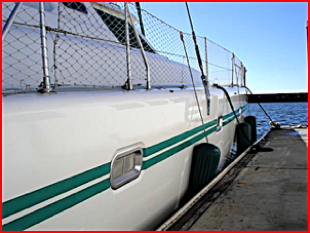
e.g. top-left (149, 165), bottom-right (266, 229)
top-left (219, 101), bottom-right (308, 171)
top-left (246, 102), bottom-right (308, 138)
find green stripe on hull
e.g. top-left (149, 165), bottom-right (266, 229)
top-left (142, 126), bottom-right (217, 170)
top-left (143, 120), bottom-right (217, 157)
top-left (143, 104), bottom-right (243, 158)
top-left (222, 111), bottom-right (234, 120)
top-left (2, 179), bottom-right (111, 231)
top-left (2, 163), bottom-right (111, 219)
top-left (223, 116), bottom-right (235, 127)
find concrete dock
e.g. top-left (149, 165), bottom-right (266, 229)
top-left (161, 127), bottom-right (308, 231)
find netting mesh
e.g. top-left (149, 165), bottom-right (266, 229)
top-left (2, 2), bottom-right (43, 91)
top-left (207, 40), bottom-right (232, 86)
top-left (2, 2), bottom-right (246, 93)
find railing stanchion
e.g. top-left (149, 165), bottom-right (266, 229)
top-left (126, 4), bottom-right (151, 90)
top-left (38, 2), bottom-right (52, 93)
top-left (231, 53), bottom-right (235, 87)
top-left (124, 3), bottom-right (133, 90)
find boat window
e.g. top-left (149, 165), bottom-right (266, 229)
top-left (23, 3), bottom-right (55, 12)
top-left (94, 8), bottom-right (155, 53)
top-left (62, 2), bottom-right (88, 14)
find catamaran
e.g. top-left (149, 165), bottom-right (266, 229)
top-left (2, 2), bottom-right (250, 230)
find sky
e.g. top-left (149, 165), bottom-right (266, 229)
top-left (141, 2), bottom-right (308, 94)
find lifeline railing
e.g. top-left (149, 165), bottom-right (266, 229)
top-left (2, 2), bottom-right (246, 94)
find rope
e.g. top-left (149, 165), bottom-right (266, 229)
top-left (213, 84), bottom-right (240, 124)
top-left (180, 32), bottom-right (208, 143)
top-left (214, 84), bottom-right (254, 147)
top-left (244, 86), bottom-right (280, 128)
top-left (214, 84), bottom-right (275, 153)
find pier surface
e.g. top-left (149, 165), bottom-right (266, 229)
top-left (189, 127), bottom-right (308, 231)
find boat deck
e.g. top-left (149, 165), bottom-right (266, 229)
top-left (159, 127), bottom-right (308, 231)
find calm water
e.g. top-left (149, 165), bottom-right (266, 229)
top-left (246, 102), bottom-right (308, 139)
top-left (218, 102), bottom-right (308, 171)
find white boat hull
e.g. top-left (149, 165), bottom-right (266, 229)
top-left (2, 86), bottom-right (247, 230)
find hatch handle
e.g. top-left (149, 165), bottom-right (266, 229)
top-left (110, 146), bottom-right (143, 190)
top-left (217, 115), bottom-right (223, 132)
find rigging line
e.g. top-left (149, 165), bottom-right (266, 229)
top-left (135, 2), bottom-right (145, 36)
top-left (180, 32), bottom-right (208, 143)
top-left (244, 86), bottom-right (273, 123)
top-left (185, 2), bottom-right (205, 79)
top-left (185, 3), bottom-right (211, 116)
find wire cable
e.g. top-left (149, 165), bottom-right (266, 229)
top-left (180, 32), bottom-right (208, 143)
top-left (244, 86), bottom-right (273, 122)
